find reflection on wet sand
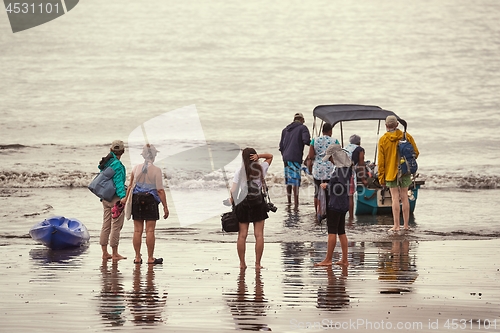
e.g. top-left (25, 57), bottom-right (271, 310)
top-left (29, 245), bottom-right (89, 266)
top-left (29, 245), bottom-right (89, 283)
top-left (316, 266), bottom-right (349, 311)
top-left (128, 265), bottom-right (167, 325)
top-left (225, 268), bottom-right (271, 331)
top-left (377, 240), bottom-right (418, 294)
top-left (98, 260), bottom-right (126, 327)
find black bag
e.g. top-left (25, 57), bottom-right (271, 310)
top-left (221, 210), bottom-right (239, 232)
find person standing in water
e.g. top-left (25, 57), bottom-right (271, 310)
top-left (377, 115), bottom-right (419, 232)
top-left (279, 112), bottom-right (311, 209)
top-left (315, 143), bottom-right (352, 267)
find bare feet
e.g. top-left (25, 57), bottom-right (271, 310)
top-left (240, 262), bottom-right (247, 269)
top-left (102, 253), bottom-right (112, 260)
top-left (335, 260), bottom-right (349, 266)
top-left (255, 263), bottom-right (263, 269)
top-left (388, 227), bottom-right (400, 233)
top-left (314, 260), bottom-right (333, 266)
top-left (112, 254), bottom-right (127, 261)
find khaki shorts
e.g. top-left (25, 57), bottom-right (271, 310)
top-left (386, 174), bottom-right (412, 188)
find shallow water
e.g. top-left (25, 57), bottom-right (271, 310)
top-left (2, 239), bottom-right (499, 332)
top-left (2, 188), bottom-right (499, 245)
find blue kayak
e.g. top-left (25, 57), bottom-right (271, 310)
top-left (29, 216), bottom-right (90, 250)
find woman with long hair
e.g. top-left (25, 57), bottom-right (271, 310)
top-left (229, 148), bottom-right (273, 269)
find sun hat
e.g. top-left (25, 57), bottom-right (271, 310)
top-left (322, 143), bottom-right (352, 167)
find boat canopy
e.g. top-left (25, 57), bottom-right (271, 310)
top-left (312, 104), bottom-right (407, 130)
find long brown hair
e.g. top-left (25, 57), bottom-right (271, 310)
top-left (242, 147), bottom-right (263, 181)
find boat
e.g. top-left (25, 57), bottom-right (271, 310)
top-left (29, 216), bottom-right (90, 250)
top-left (312, 104), bottom-right (425, 215)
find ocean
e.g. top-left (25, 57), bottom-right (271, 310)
top-left (1, 0), bottom-right (500, 233)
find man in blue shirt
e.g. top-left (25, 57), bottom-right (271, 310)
top-left (279, 112), bottom-right (311, 209)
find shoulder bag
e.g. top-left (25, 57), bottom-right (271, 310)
top-left (88, 167), bottom-right (116, 202)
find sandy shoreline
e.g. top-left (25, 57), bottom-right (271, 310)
top-left (1, 237), bottom-right (499, 332)
top-left (1, 189), bottom-right (499, 332)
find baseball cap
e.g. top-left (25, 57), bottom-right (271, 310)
top-left (110, 140), bottom-right (125, 153)
top-left (294, 112), bottom-right (304, 120)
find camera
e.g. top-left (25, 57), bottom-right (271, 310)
top-left (266, 202), bottom-right (277, 213)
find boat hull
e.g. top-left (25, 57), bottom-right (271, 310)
top-left (355, 181), bottom-right (423, 215)
top-left (29, 216), bottom-right (90, 250)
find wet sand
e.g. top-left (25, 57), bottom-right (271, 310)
top-left (1, 237), bottom-right (499, 332)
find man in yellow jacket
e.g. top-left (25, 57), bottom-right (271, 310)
top-left (377, 115), bottom-right (419, 232)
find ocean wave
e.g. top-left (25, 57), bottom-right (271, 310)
top-left (0, 144), bottom-right (28, 150)
top-left (420, 173), bottom-right (498, 189)
top-left (0, 169), bottom-right (498, 190)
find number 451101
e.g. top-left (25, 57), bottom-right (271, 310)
top-left (5, 2), bottom-right (60, 14)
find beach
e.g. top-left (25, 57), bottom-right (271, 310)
top-left (3, 234), bottom-right (500, 332)
top-left (1, 188), bottom-right (500, 332)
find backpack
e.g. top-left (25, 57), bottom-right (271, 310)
top-left (245, 180), bottom-right (263, 206)
top-left (398, 133), bottom-right (418, 176)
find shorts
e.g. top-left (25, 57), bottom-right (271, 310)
top-left (314, 178), bottom-right (329, 198)
top-left (284, 161), bottom-right (301, 186)
top-left (386, 174), bottom-right (412, 188)
top-left (235, 199), bottom-right (269, 223)
top-left (132, 193), bottom-right (159, 221)
top-left (326, 209), bottom-right (347, 235)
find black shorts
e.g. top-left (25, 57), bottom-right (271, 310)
top-left (326, 210), bottom-right (346, 235)
top-left (235, 199), bottom-right (269, 223)
top-left (132, 193), bottom-right (159, 221)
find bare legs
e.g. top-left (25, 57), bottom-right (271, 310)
top-left (101, 245), bottom-right (112, 260)
top-left (254, 221), bottom-right (264, 268)
top-left (133, 220), bottom-right (157, 264)
top-left (315, 234), bottom-right (336, 266)
top-left (348, 195), bottom-right (354, 221)
top-left (237, 220), bottom-right (265, 269)
top-left (388, 187), bottom-right (410, 231)
top-left (315, 233), bottom-right (348, 266)
top-left (286, 185), bottom-right (299, 209)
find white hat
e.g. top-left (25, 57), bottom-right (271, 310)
top-left (322, 143), bottom-right (352, 167)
